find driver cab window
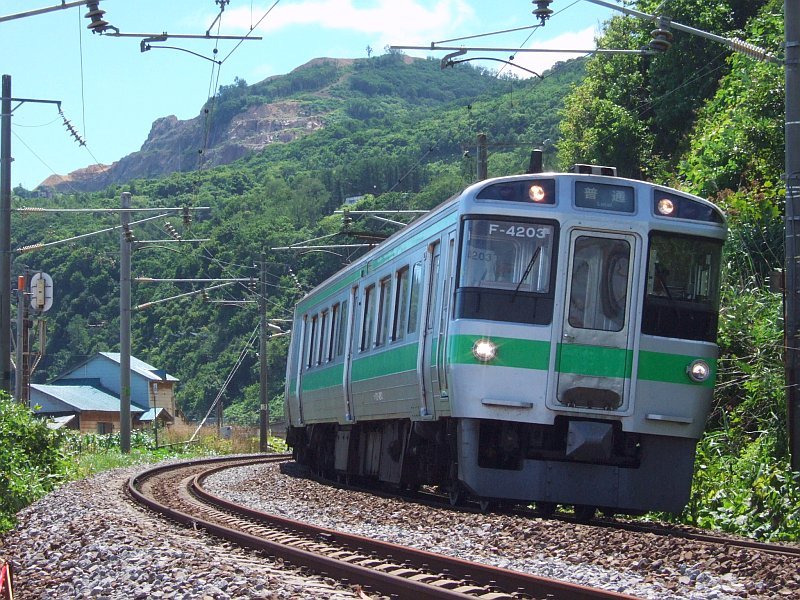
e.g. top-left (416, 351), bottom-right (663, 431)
top-left (568, 236), bottom-right (630, 332)
top-left (459, 219), bottom-right (554, 293)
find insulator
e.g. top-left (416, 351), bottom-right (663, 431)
top-left (649, 28), bottom-right (673, 53)
top-left (84, 2), bottom-right (108, 32)
top-left (532, 0), bottom-right (553, 25)
top-left (729, 38), bottom-right (773, 62)
top-left (123, 226), bottom-right (135, 242)
top-left (182, 206), bottom-right (192, 226)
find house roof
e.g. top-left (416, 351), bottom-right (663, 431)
top-left (46, 415), bottom-right (77, 430)
top-left (99, 352), bottom-right (179, 382)
top-left (31, 384), bottom-right (148, 413)
top-left (139, 407), bottom-right (173, 422)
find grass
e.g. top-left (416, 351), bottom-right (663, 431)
top-left (63, 422), bottom-right (288, 481)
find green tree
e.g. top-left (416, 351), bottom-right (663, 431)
top-left (0, 395), bottom-right (69, 531)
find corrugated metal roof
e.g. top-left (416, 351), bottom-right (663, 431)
top-left (99, 352), bottom-right (179, 382)
top-left (31, 384), bottom-right (148, 413)
top-left (139, 407), bottom-right (173, 422)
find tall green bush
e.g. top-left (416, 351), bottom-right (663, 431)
top-left (0, 395), bottom-right (69, 532)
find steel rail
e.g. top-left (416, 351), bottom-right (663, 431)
top-left (190, 462), bottom-right (639, 600)
top-left (128, 456), bottom-right (479, 600)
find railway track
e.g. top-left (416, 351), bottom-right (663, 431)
top-left (303, 466), bottom-right (800, 561)
top-left (127, 455), bottom-right (639, 600)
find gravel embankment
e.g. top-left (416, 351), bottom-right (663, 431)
top-left (203, 462), bottom-right (800, 599)
top-left (0, 462), bottom-right (367, 600)
top-left (2, 459), bottom-right (799, 599)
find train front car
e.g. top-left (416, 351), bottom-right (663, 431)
top-left (449, 169), bottom-right (725, 515)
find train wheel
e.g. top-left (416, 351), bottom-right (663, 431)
top-left (536, 501), bottom-right (557, 517)
top-left (573, 504), bottom-right (596, 522)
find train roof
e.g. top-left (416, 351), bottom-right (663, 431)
top-left (295, 171), bottom-right (725, 313)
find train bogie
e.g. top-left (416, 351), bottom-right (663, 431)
top-left (285, 168), bottom-right (725, 515)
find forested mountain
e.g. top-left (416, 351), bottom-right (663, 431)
top-left (40, 53), bottom-right (539, 192)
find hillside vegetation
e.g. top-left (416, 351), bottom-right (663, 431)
top-left (10, 0), bottom-right (798, 538)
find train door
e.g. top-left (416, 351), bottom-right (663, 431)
top-left (555, 231), bottom-right (637, 412)
top-left (342, 286), bottom-right (358, 421)
top-left (291, 315), bottom-right (307, 424)
top-left (436, 232), bottom-right (456, 397)
top-left (417, 240), bottom-right (441, 417)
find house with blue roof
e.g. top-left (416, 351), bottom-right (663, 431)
top-left (29, 352), bottom-right (179, 434)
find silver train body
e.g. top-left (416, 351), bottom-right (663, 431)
top-left (284, 168), bottom-right (726, 514)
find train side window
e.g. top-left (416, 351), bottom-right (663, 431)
top-left (376, 277), bottom-right (392, 347)
top-left (407, 262), bottom-right (423, 334)
top-left (307, 314), bottom-right (318, 368)
top-left (426, 248), bottom-right (441, 331)
top-left (318, 310), bottom-right (329, 365)
top-left (392, 267), bottom-right (410, 341)
top-left (361, 285), bottom-right (376, 351)
top-left (336, 300), bottom-right (348, 356)
top-left (328, 303), bottom-right (339, 361)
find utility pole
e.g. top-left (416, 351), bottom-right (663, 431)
top-left (784, 0), bottom-right (800, 469)
top-left (120, 192), bottom-right (132, 453)
top-left (259, 256), bottom-right (269, 453)
top-left (1, 75), bottom-right (12, 395)
top-left (477, 133), bottom-right (488, 181)
top-left (1, 76), bottom-right (63, 396)
top-left (14, 274), bottom-right (27, 403)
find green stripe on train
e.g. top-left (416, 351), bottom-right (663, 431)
top-left (449, 334), bottom-right (550, 369)
top-left (638, 350), bottom-right (716, 387)
top-left (301, 363), bottom-right (344, 392)
top-left (296, 337), bottom-right (716, 391)
top-left (351, 342), bottom-right (418, 381)
top-left (556, 343), bottom-right (634, 378)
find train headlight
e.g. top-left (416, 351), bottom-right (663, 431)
top-left (687, 359), bottom-right (711, 383)
top-left (528, 184), bottom-right (547, 203)
top-left (656, 197), bottom-right (676, 216)
top-left (472, 339), bottom-right (497, 362)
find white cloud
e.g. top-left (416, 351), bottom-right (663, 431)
top-left (225, 0), bottom-right (475, 47)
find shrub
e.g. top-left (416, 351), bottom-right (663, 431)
top-left (0, 395), bottom-right (70, 532)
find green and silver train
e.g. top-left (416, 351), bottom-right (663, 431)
top-left (284, 165), bottom-right (725, 516)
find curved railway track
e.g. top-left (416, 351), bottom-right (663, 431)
top-left (302, 466), bottom-right (800, 561)
top-left (127, 455), bottom-right (639, 600)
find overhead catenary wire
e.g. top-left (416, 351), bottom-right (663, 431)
top-left (188, 323), bottom-right (260, 442)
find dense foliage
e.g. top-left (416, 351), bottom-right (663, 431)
top-left (0, 395), bottom-right (69, 531)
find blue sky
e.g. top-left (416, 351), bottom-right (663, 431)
top-left (1, 0), bottom-right (616, 190)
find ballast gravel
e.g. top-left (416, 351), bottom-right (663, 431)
top-left (203, 462), bottom-right (800, 599)
top-left (0, 461), bottom-right (365, 600)
top-left (1, 457), bottom-right (799, 599)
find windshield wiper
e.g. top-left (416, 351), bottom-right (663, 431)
top-left (512, 245), bottom-right (542, 302)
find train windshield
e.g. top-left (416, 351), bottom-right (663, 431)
top-left (455, 217), bottom-right (557, 325)
top-left (641, 233), bottom-right (722, 342)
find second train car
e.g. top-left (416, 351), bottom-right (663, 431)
top-left (284, 165), bottom-right (725, 516)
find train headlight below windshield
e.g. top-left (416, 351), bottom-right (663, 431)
top-left (472, 339), bottom-right (497, 362)
top-left (687, 359), bottom-right (711, 383)
top-left (656, 198), bottom-right (676, 216)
